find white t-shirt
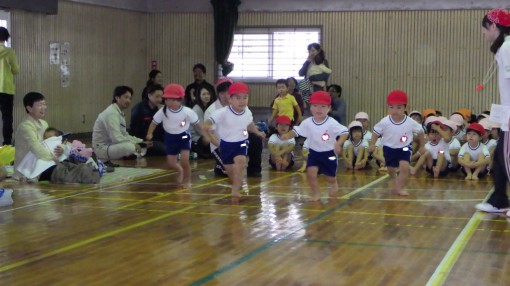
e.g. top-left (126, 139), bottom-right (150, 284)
top-left (343, 138), bottom-right (369, 156)
top-left (152, 106), bottom-right (199, 135)
top-left (292, 116), bottom-right (348, 152)
top-left (209, 105), bottom-right (253, 142)
top-left (496, 35), bottom-right (510, 107)
top-left (482, 138), bottom-right (497, 150)
top-left (458, 142), bottom-right (490, 162)
top-left (449, 137), bottom-right (461, 150)
top-left (373, 115), bottom-right (424, 149)
top-left (363, 130), bottom-right (373, 142)
top-left (204, 100), bottom-right (225, 150)
top-left (425, 139), bottom-right (451, 161)
top-left (268, 134), bottom-right (296, 146)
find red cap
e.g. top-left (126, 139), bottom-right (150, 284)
top-left (466, 123), bottom-right (486, 137)
top-left (309, 91), bottom-right (331, 105)
top-left (228, 82), bottom-right (250, 95)
top-left (162, 84), bottom-right (185, 99)
top-left (387, 90), bottom-right (408, 105)
top-left (275, 115), bottom-right (291, 125)
top-left (487, 9), bottom-right (510, 27)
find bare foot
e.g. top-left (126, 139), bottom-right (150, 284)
top-left (232, 190), bottom-right (241, 198)
top-left (432, 166), bottom-right (440, 178)
top-left (397, 190), bottom-right (409, 196)
top-left (409, 167), bottom-right (416, 176)
top-left (308, 193), bottom-right (321, 202)
top-left (183, 182), bottom-right (192, 189)
top-left (378, 167), bottom-right (387, 173)
top-left (472, 174), bottom-right (479, 181)
top-left (328, 189), bottom-right (338, 197)
top-left (465, 174), bottom-right (472, 180)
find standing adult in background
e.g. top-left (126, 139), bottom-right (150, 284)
top-left (141, 70), bottom-right (163, 100)
top-left (298, 43), bottom-right (331, 93)
top-left (475, 9), bottom-right (510, 214)
top-left (130, 84), bottom-right (166, 156)
top-left (190, 85), bottom-right (214, 158)
top-left (328, 84), bottom-right (347, 125)
top-left (0, 27), bottom-right (20, 145)
top-left (204, 78), bottom-right (263, 177)
top-left (93, 86), bottom-right (153, 165)
top-left (184, 63), bottom-right (216, 108)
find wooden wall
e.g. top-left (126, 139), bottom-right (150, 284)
top-left (11, 1), bottom-right (147, 133)
top-left (10, 3), bottom-right (497, 133)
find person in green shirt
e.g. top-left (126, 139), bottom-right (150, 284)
top-left (0, 27), bottom-right (20, 145)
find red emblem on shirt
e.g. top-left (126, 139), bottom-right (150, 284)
top-left (400, 135), bottom-right (408, 143)
top-left (243, 129), bottom-right (248, 136)
top-left (180, 120), bottom-right (186, 127)
top-left (322, 133), bottom-right (330, 141)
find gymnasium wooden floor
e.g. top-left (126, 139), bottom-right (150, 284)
top-left (0, 150), bottom-right (509, 286)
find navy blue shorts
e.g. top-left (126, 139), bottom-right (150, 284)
top-left (269, 154), bottom-right (295, 170)
top-left (383, 145), bottom-right (412, 168)
top-left (307, 149), bottom-right (338, 177)
top-left (164, 131), bottom-right (192, 155)
top-left (220, 140), bottom-right (248, 165)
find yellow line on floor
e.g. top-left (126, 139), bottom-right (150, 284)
top-left (340, 174), bottom-right (389, 199)
top-left (361, 198), bottom-right (481, 202)
top-left (0, 172), bottom-right (294, 273)
top-left (425, 188), bottom-right (493, 286)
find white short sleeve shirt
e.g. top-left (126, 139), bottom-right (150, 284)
top-left (209, 105), bottom-right (253, 142)
top-left (152, 106), bottom-right (199, 135)
top-left (343, 138), bottom-right (369, 156)
top-left (458, 142), bottom-right (490, 161)
top-left (425, 139), bottom-right (451, 161)
top-left (292, 116), bottom-right (348, 152)
top-left (373, 115), bottom-right (423, 149)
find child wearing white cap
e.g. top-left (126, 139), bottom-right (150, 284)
top-left (342, 121), bottom-right (369, 170)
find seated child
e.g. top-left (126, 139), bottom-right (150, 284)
top-left (342, 121), bottom-right (369, 170)
top-left (268, 116), bottom-right (295, 171)
top-left (478, 118), bottom-right (498, 172)
top-left (355, 112), bottom-right (372, 140)
top-left (450, 113), bottom-right (466, 144)
top-left (442, 120), bottom-right (462, 171)
top-left (458, 123), bottom-right (491, 180)
top-left (410, 119), bottom-right (452, 178)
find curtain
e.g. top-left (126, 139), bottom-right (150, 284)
top-left (211, 0), bottom-right (241, 76)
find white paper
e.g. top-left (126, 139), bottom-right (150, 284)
top-left (49, 42), bottom-right (60, 65)
top-left (16, 136), bottom-right (66, 179)
top-left (489, 104), bottom-right (510, 131)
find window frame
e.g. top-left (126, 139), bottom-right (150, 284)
top-left (227, 26), bottom-right (322, 83)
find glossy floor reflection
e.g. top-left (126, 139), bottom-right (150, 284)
top-left (0, 152), bottom-right (508, 286)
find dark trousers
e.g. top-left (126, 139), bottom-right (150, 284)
top-left (487, 130), bottom-right (509, 208)
top-left (212, 131), bottom-right (263, 176)
top-left (0, 93), bottom-right (13, 145)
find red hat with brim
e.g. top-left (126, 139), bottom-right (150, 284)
top-left (275, 115), bottom-right (291, 126)
top-left (387, 90), bottom-right (408, 105)
top-left (162, 84), bottom-right (185, 99)
top-left (466, 123), bottom-right (486, 137)
top-left (228, 82), bottom-right (250, 95)
top-left (309, 91), bottom-right (331, 105)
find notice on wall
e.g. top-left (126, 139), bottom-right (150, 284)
top-left (60, 42), bottom-right (70, 87)
top-left (49, 42), bottom-right (60, 65)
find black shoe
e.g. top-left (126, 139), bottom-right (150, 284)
top-left (247, 172), bottom-right (262, 178)
top-left (104, 160), bottom-right (120, 168)
top-left (105, 165), bottom-right (115, 173)
top-left (123, 154), bottom-right (138, 160)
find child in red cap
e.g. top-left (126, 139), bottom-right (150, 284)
top-left (146, 83), bottom-right (206, 188)
top-left (458, 123), bottom-right (491, 180)
top-left (204, 82), bottom-right (265, 199)
top-left (268, 115), bottom-right (295, 171)
top-left (369, 90), bottom-right (425, 196)
top-left (281, 90), bottom-right (348, 202)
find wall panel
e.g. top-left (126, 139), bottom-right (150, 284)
top-left (12, 1), bottom-right (147, 133)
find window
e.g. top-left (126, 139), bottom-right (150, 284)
top-left (227, 27), bottom-right (321, 81)
top-left (0, 10), bottom-right (10, 47)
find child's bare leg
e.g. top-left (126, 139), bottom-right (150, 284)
top-left (230, 155), bottom-right (246, 197)
top-left (166, 155), bottom-right (183, 183)
top-left (433, 153), bottom-right (445, 178)
top-left (472, 154), bottom-right (486, 180)
top-left (180, 150), bottom-right (191, 187)
top-left (306, 166), bottom-right (320, 201)
top-left (395, 161), bottom-right (410, 196)
top-left (463, 153), bottom-right (473, 180)
top-left (411, 152), bottom-right (427, 175)
top-left (344, 146), bottom-right (354, 169)
top-left (354, 149), bottom-right (365, 169)
top-left (281, 153), bottom-right (291, 170)
top-left (298, 150), bottom-right (309, 172)
top-left (325, 175), bottom-right (338, 196)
